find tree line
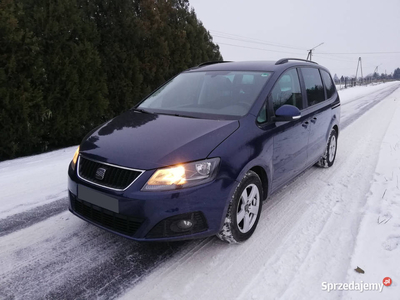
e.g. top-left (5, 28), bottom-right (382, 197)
top-left (0, 0), bottom-right (222, 161)
top-left (333, 67), bottom-right (400, 83)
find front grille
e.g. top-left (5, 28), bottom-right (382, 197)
top-left (78, 156), bottom-right (142, 190)
top-left (146, 212), bottom-right (208, 239)
top-left (71, 195), bottom-right (143, 236)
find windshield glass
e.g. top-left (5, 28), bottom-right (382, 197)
top-left (138, 71), bottom-right (272, 119)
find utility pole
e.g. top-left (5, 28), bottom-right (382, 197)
top-left (372, 64), bottom-right (382, 83)
top-left (373, 64), bottom-right (382, 76)
top-left (355, 57), bottom-right (363, 85)
top-left (306, 42), bottom-right (324, 61)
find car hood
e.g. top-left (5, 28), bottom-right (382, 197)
top-left (80, 110), bottom-right (239, 170)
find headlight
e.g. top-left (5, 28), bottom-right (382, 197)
top-left (70, 146), bottom-right (80, 170)
top-left (142, 158), bottom-right (220, 191)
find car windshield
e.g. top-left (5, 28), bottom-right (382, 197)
top-left (138, 71), bottom-right (272, 119)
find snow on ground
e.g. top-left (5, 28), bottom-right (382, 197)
top-left (0, 210), bottom-right (184, 299)
top-left (343, 95), bottom-right (400, 300)
top-left (0, 81), bottom-right (399, 300)
top-left (338, 81), bottom-right (398, 104)
top-left (0, 146), bottom-right (77, 219)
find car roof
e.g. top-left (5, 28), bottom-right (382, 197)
top-left (186, 59), bottom-right (330, 74)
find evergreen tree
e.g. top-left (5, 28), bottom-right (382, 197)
top-left (80, 0), bottom-right (143, 115)
top-left (333, 74), bottom-right (339, 83)
top-left (0, 0), bottom-right (45, 159)
top-left (0, 0), bottom-right (223, 160)
top-left (21, 0), bottom-right (108, 148)
top-left (393, 68), bottom-right (400, 79)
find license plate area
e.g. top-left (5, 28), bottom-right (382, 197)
top-left (77, 184), bottom-right (119, 213)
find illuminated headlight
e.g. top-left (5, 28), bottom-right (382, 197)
top-left (70, 146), bottom-right (80, 170)
top-left (142, 158), bottom-right (220, 191)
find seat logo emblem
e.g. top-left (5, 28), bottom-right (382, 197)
top-left (95, 168), bottom-right (107, 180)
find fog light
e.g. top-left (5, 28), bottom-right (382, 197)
top-left (177, 220), bottom-right (193, 230)
top-left (170, 219), bottom-right (195, 233)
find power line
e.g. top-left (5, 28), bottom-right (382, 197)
top-left (210, 29), bottom-right (307, 51)
top-left (214, 42), bottom-right (306, 55)
top-left (314, 53), bottom-right (356, 62)
top-left (313, 54), bottom-right (356, 63)
top-left (212, 34), bottom-right (307, 51)
top-left (211, 32), bottom-right (399, 76)
top-left (209, 29), bottom-right (400, 56)
top-left (319, 51), bottom-right (400, 55)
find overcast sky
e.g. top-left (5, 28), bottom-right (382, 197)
top-left (189, 0), bottom-right (400, 77)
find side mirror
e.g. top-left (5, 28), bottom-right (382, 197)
top-left (273, 105), bottom-right (301, 122)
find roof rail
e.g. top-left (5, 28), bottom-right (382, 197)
top-left (197, 61), bottom-right (231, 67)
top-left (275, 58), bottom-right (318, 65)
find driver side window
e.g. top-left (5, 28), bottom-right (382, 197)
top-left (271, 69), bottom-right (303, 113)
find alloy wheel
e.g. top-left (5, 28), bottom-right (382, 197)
top-left (236, 183), bottom-right (260, 233)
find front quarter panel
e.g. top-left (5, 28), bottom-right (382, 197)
top-left (208, 114), bottom-right (274, 228)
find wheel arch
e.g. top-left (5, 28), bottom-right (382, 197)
top-left (333, 124), bottom-right (339, 137)
top-left (235, 161), bottom-right (272, 201)
top-left (249, 166), bottom-right (269, 201)
top-left (327, 113), bottom-right (340, 141)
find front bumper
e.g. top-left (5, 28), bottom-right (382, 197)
top-left (68, 165), bottom-right (236, 242)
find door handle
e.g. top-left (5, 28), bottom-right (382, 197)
top-left (310, 117), bottom-right (317, 124)
top-left (302, 121), bottom-right (309, 128)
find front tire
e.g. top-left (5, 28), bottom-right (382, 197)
top-left (217, 171), bottom-right (263, 244)
top-left (317, 128), bottom-right (338, 168)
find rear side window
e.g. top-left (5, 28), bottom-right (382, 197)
top-left (321, 70), bottom-right (336, 99)
top-left (301, 68), bottom-right (325, 106)
top-left (270, 68), bottom-right (303, 113)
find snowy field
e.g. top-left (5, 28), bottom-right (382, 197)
top-left (0, 81), bottom-right (399, 299)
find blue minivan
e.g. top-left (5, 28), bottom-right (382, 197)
top-left (68, 58), bottom-right (340, 243)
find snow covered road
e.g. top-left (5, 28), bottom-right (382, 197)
top-left (1, 82), bottom-right (399, 300)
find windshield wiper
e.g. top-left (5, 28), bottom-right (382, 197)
top-left (132, 108), bottom-right (154, 114)
top-left (157, 112), bottom-right (199, 119)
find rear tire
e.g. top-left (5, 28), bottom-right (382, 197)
top-left (317, 128), bottom-right (338, 168)
top-left (217, 171), bottom-right (263, 244)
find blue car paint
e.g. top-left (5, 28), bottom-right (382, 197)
top-left (68, 172), bottom-right (237, 241)
top-left (68, 60), bottom-right (340, 241)
top-left (79, 111), bottom-right (240, 170)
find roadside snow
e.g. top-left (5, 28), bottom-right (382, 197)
top-left (338, 81), bottom-right (398, 104)
top-left (0, 146), bottom-right (77, 219)
top-left (342, 96), bottom-right (400, 299)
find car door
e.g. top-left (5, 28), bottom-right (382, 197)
top-left (300, 68), bottom-right (332, 166)
top-left (266, 68), bottom-right (309, 191)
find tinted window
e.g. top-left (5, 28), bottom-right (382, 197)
top-left (301, 68), bottom-right (325, 106)
top-left (139, 71), bottom-right (271, 119)
top-left (321, 70), bottom-right (335, 99)
top-left (270, 68), bottom-right (303, 113)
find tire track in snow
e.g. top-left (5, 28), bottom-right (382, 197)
top-left (0, 212), bottom-right (186, 300)
top-left (340, 83), bottom-right (400, 129)
top-left (340, 83), bottom-right (397, 107)
top-left (0, 198), bottom-right (68, 237)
